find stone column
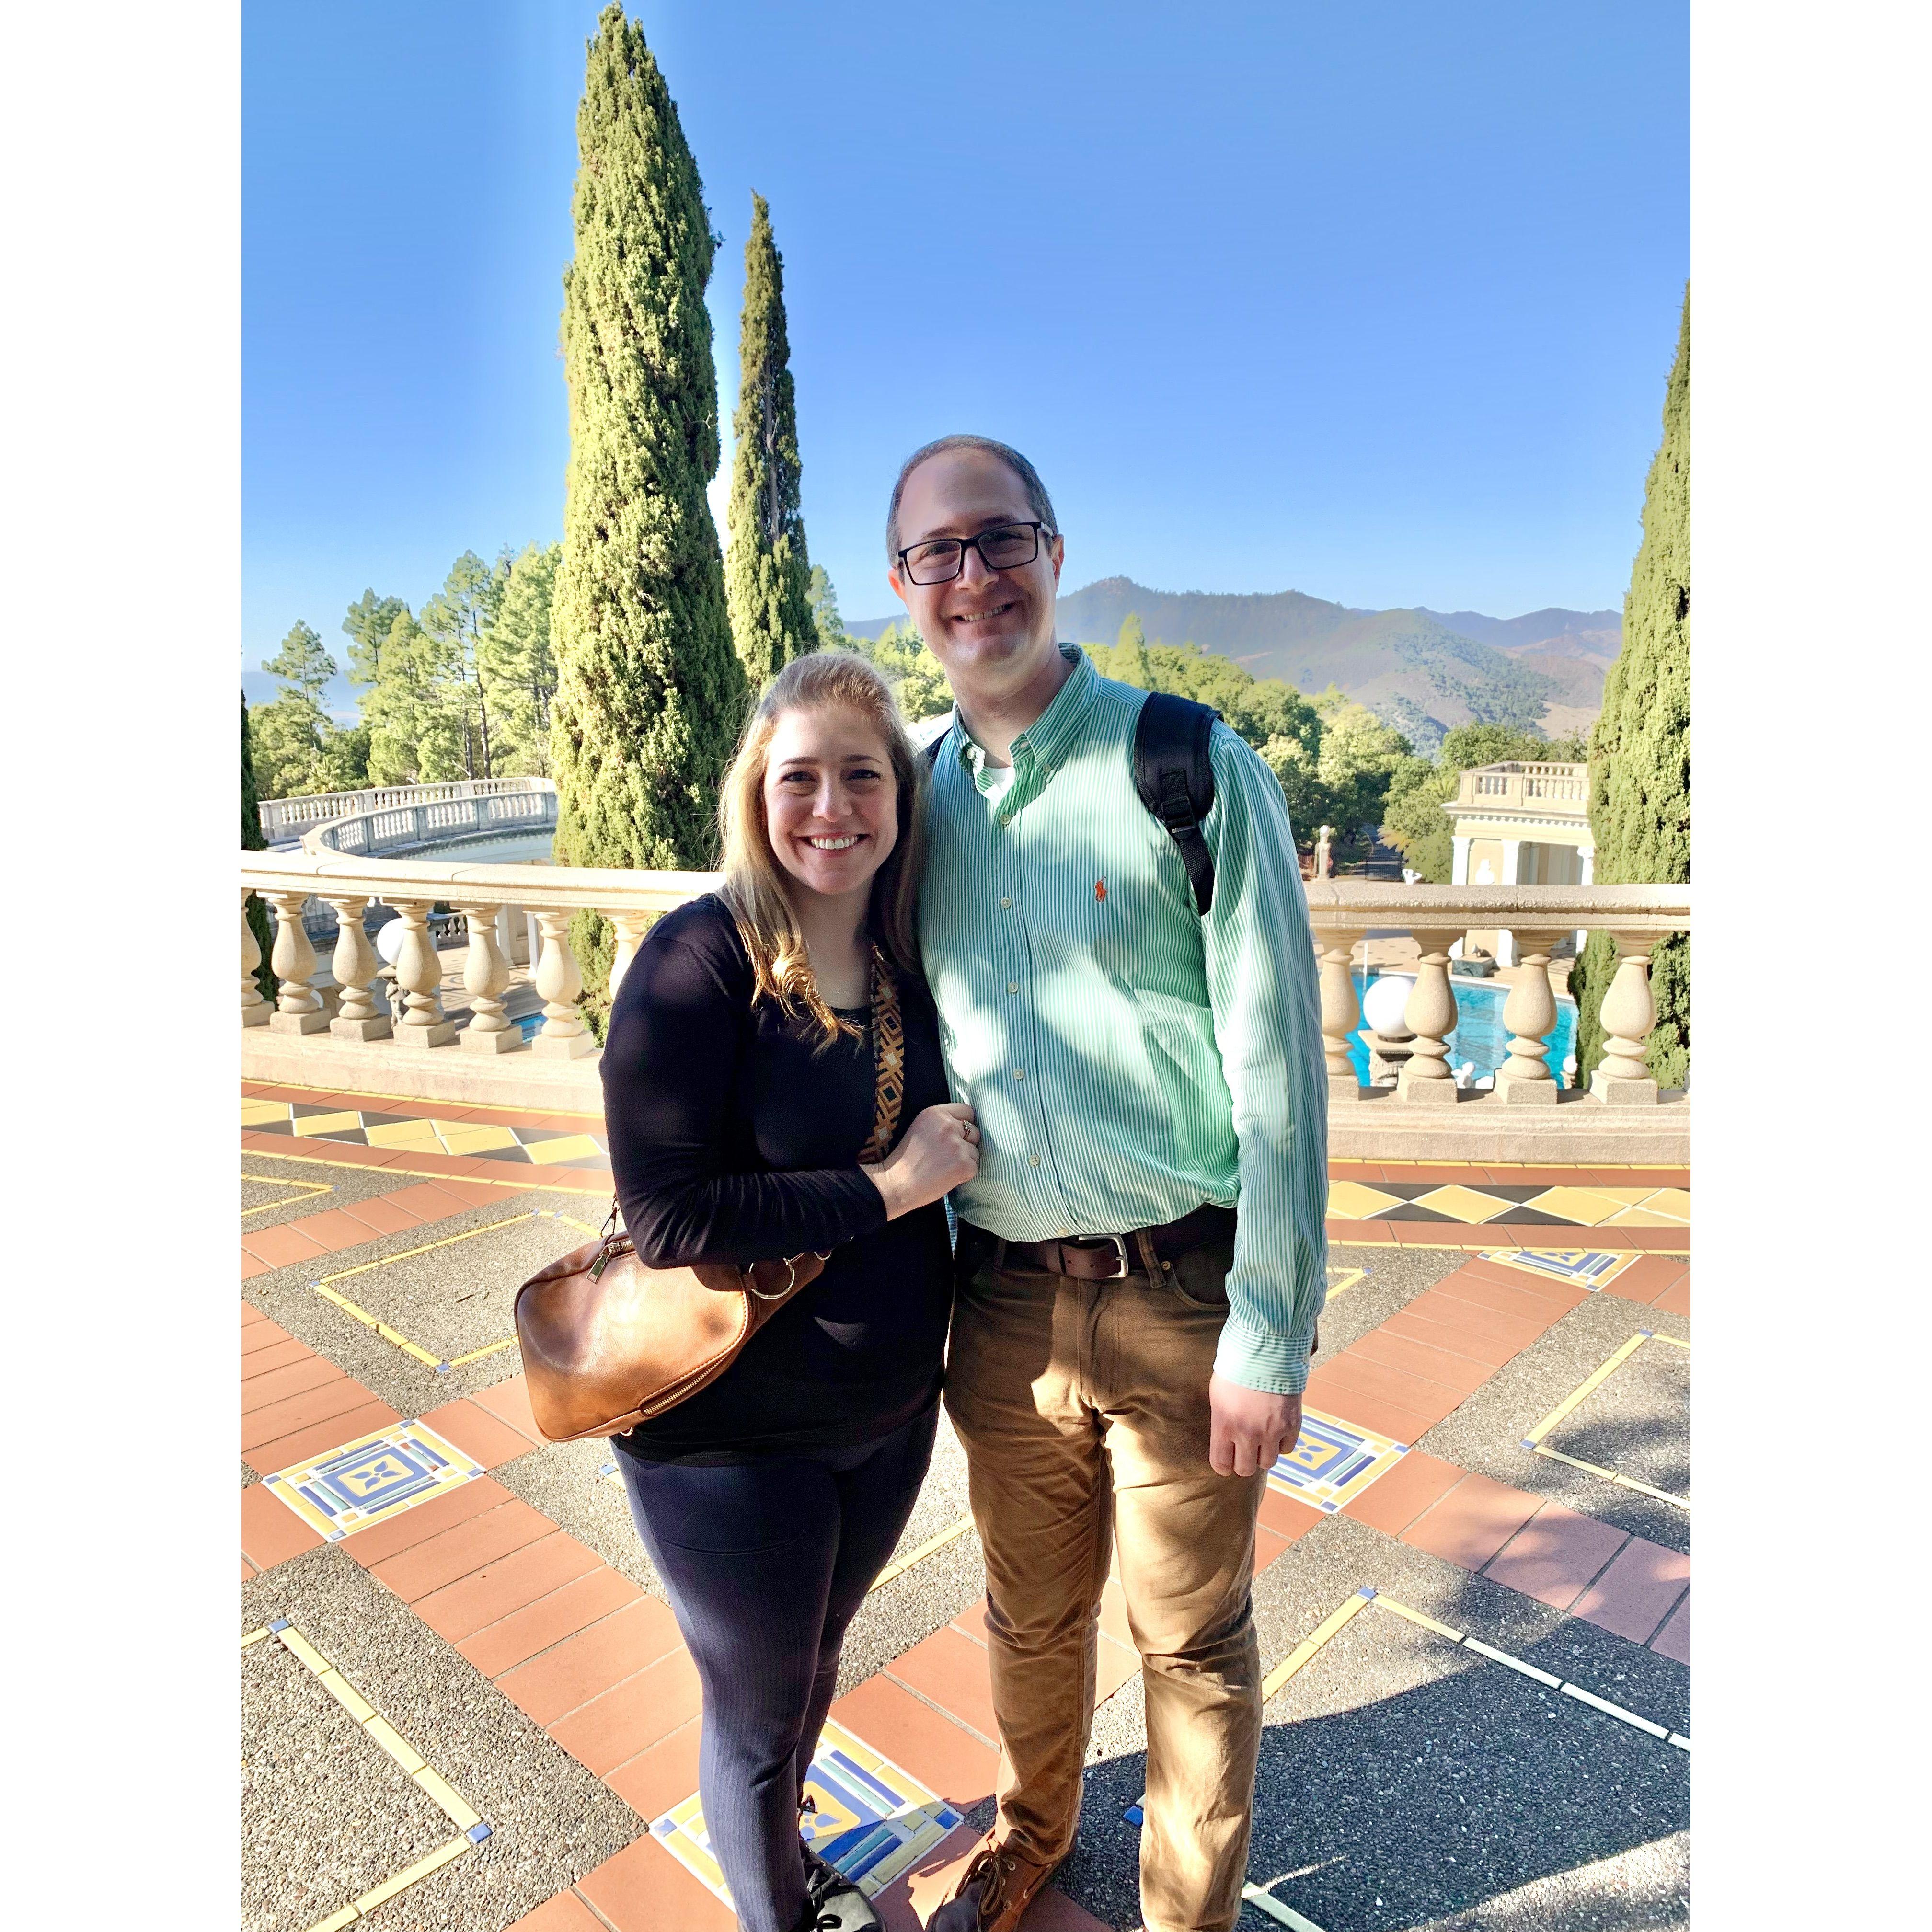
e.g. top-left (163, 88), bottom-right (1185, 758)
top-left (532, 910), bottom-right (595, 1059)
top-left (264, 892), bottom-right (328, 1035)
top-left (242, 892), bottom-right (271, 1029)
top-left (1396, 930), bottom-right (1460, 1103)
top-left (321, 895), bottom-right (390, 1042)
top-left (1317, 933), bottom-right (1364, 1102)
top-left (1496, 840), bottom-right (1524, 967)
top-left (459, 903), bottom-right (523, 1054)
top-left (607, 908), bottom-right (656, 1005)
top-left (1575, 845), bottom-right (1595, 958)
top-left (1591, 935), bottom-right (1660, 1106)
top-left (1451, 835), bottom-right (1472, 885)
top-left (1496, 931), bottom-right (1565, 1105)
top-left (387, 899), bottom-right (458, 1048)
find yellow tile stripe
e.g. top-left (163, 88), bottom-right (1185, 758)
top-left (1522, 1333), bottom-right (1651, 1446)
top-left (868, 1515), bottom-right (976, 1594)
top-left (1261, 1588), bottom-right (1374, 1699)
top-left (1240, 1882), bottom-right (1330, 1931)
top-left (247, 1081), bottom-right (600, 1122)
top-left (316, 1214), bottom-right (538, 1285)
top-left (239, 1142), bottom-right (608, 1199)
top-left (243, 1173), bottom-right (334, 1219)
top-left (1529, 1442), bottom-right (1690, 1512)
top-left (255, 1620), bottom-right (485, 1932)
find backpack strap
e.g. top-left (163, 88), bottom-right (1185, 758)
top-left (1133, 691), bottom-right (1220, 915)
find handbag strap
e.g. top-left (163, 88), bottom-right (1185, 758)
top-left (855, 946), bottom-right (907, 1167)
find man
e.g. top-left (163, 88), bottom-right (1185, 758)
top-left (888, 435), bottom-right (1329, 1932)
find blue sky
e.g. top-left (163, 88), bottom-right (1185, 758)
top-left (244, 0), bottom-right (1687, 711)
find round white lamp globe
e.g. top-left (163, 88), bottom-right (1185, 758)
top-left (376, 917), bottom-right (408, 967)
top-left (1362, 973), bottom-right (1415, 1036)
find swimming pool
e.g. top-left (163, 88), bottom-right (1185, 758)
top-left (1348, 971), bottom-right (1577, 1089)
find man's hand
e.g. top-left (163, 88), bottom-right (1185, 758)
top-left (1208, 1374), bottom-right (1303, 1478)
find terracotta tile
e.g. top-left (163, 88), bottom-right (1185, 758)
top-left (497, 1596), bottom-right (685, 1726)
top-left (459, 1566), bottom-right (644, 1679)
top-left (1400, 1472), bottom-right (1542, 1572)
top-left (417, 1396), bottom-right (539, 1470)
top-left (381, 1181), bottom-right (477, 1221)
top-left (1094, 1633), bottom-right (1140, 1701)
top-left (1252, 1523), bottom-right (1289, 1576)
top-left (1379, 1307), bottom-right (1517, 1371)
top-left (1430, 1267), bottom-right (1580, 1323)
top-left (1615, 1228), bottom-right (1691, 1252)
top-left (242, 1555), bottom-right (257, 1581)
top-left (604, 1714), bottom-right (704, 1823)
top-left (242, 1223), bottom-right (332, 1270)
top-left (242, 1356), bottom-right (345, 1415)
top-left (240, 1252), bottom-right (270, 1281)
top-left (242, 1300), bottom-right (270, 1327)
top-left (370, 1497), bottom-right (556, 1603)
top-left (1346, 1330), bottom-right (1495, 1398)
top-left (503, 1890), bottom-right (607, 1932)
top-left (1257, 1487), bottom-right (1324, 1544)
top-left (1340, 1450), bottom-right (1465, 1536)
top-left (345, 1474), bottom-right (516, 1564)
top-left (949, 1597), bottom-right (989, 1645)
top-left (1098, 1578), bottom-right (1135, 1649)
top-left (241, 1338), bottom-right (310, 1379)
top-left (338, 1194), bottom-right (429, 1236)
top-left (1650, 1590), bottom-right (1690, 1665)
top-left (426, 1175), bottom-right (512, 1203)
top-left (1653, 1275), bottom-right (1691, 1317)
top-left (286, 1208), bottom-right (387, 1253)
top-left (472, 1373), bottom-right (545, 1445)
top-left (829, 1674), bottom-right (998, 1807)
top-left (413, 1530), bottom-right (607, 1644)
top-left (1389, 1222), bottom-right (1489, 1250)
top-left (1599, 1255), bottom-right (1689, 1304)
top-left (1322, 1219), bottom-right (1397, 1247)
top-left (1311, 1354), bottom-right (1463, 1428)
top-left (1571, 1537), bottom-right (1690, 1644)
top-left (241, 1482), bottom-right (323, 1570)
top-left (887, 1625), bottom-right (999, 1740)
top-left (247, 1401), bottom-right (402, 1475)
top-left (577, 1833), bottom-right (737, 1932)
top-left (548, 1645), bottom-right (703, 1776)
top-left (240, 1375), bottom-right (371, 1452)
top-left (1398, 1291), bottom-right (1550, 1357)
top-left (1301, 1378), bottom-right (1435, 1447)
top-left (1482, 1503), bottom-right (1628, 1610)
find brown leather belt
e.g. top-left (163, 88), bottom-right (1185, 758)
top-left (957, 1202), bottom-right (1235, 1282)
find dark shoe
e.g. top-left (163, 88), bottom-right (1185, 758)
top-left (924, 1834), bottom-right (1058, 1932)
top-left (798, 1845), bottom-right (880, 1930)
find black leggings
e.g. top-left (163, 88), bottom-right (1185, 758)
top-left (616, 1407), bottom-right (938, 1932)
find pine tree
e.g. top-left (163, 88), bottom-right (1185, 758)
top-left (242, 693), bottom-right (275, 1001)
top-left (1570, 288), bottom-right (1690, 1088)
top-left (1115, 612), bottom-right (1151, 688)
top-left (724, 193), bottom-right (816, 686)
top-left (550, 7), bottom-right (747, 1022)
top-left (807, 564), bottom-right (846, 651)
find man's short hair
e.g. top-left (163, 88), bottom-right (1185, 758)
top-left (886, 434), bottom-right (1058, 562)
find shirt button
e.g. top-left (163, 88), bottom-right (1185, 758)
top-left (1012, 1069), bottom-right (1026, 1081)
top-left (1000, 897), bottom-right (1012, 908)
top-left (1029, 1155), bottom-right (1042, 1167)
top-left (1007, 982), bottom-right (1019, 995)
top-left (998, 812), bottom-right (1012, 827)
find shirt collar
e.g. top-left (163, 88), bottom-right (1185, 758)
top-left (951, 645), bottom-right (1096, 775)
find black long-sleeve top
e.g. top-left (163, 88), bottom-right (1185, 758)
top-left (601, 894), bottom-right (954, 1464)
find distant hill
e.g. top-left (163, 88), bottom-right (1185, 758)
top-left (851, 579), bottom-right (1619, 752)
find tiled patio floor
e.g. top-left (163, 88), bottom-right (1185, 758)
top-left (241, 1081), bottom-right (1689, 1932)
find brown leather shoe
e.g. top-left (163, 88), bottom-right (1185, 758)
top-left (924, 1834), bottom-right (1058, 1932)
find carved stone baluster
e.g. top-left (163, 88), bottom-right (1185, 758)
top-left (532, 910), bottom-right (595, 1059)
top-left (459, 902), bottom-right (523, 1054)
top-left (264, 892), bottom-right (328, 1035)
top-left (321, 895), bottom-right (390, 1042)
top-left (1591, 935), bottom-right (1659, 1105)
top-left (388, 899), bottom-right (458, 1048)
top-left (1317, 932), bottom-right (1365, 1101)
top-left (242, 892), bottom-right (270, 1028)
top-left (1396, 929), bottom-right (1460, 1103)
top-left (607, 908), bottom-right (655, 1005)
top-left (1496, 930), bottom-right (1564, 1104)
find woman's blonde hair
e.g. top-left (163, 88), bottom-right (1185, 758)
top-left (718, 650), bottom-right (930, 1041)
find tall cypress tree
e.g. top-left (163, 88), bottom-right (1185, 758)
top-left (550, 7), bottom-right (747, 1020)
top-left (242, 693), bottom-right (276, 1002)
top-left (1571, 288), bottom-right (1690, 1088)
top-left (724, 193), bottom-right (816, 686)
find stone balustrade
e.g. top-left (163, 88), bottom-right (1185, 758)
top-left (1456, 762), bottom-right (1589, 808)
top-left (258, 777), bottom-right (555, 844)
top-left (244, 852), bottom-right (1688, 1120)
top-left (301, 785), bottom-right (558, 859)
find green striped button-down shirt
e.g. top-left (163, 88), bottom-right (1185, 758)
top-left (919, 648), bottom-right (1330, 1396)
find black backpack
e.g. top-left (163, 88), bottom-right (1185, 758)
top-left (924, 689), bottom-right (1221, 914)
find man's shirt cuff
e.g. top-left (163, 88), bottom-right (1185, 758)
top-left (1214, 1319), bottom-right (1312, 1398)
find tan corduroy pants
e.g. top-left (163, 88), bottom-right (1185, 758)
top-left (943, 1226), bottom-right (1265, 1932)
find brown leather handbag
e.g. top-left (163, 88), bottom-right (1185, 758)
top-left (513, 952), bottom-right (908, 1443)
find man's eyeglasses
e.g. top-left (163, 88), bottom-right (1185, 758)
top-left (897, 521), bottom-right (1053, 586)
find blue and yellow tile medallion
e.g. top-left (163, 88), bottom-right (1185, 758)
top-left (653, 1719), bottom-right (962, 1906)
top-left (263, 1421), bottom-right (483, 1541)
top-left (1267, 1407), bottom-right (1407, 1513)
top-left (1479, 1248), bottom-right (1638, 1292)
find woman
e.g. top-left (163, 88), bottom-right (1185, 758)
top-left (601, 651), bottom-right (978, 1932)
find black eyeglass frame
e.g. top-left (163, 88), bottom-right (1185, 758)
top-left (895, 520), bottom-right (1056, 586)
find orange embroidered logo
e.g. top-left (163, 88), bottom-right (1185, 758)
top-left (1094, 879), bottom-right (1107, 901)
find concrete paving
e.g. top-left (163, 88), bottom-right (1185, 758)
top-left (242, 1151), bottom-right (426, 1227)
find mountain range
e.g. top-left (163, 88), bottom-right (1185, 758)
top-left (851, 579), bottom-right (1621, 752)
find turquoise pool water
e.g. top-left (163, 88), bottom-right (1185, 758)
top-left (1348, 971), bottom-right (1576, 1089)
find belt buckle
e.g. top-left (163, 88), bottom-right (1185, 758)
top-left (1064, 1233), bottom-right (1130, 1280)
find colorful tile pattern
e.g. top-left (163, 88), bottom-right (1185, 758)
top-left (1328, 1179), bottom-right (1689, 1230)
top-left (263, 1419), bottom-right (484, 1542)
top-left (1266, 1408), bottom-right (1407, 1514)
top-left (652, 1719), bottom-right (962, 1907)
top-left (244, 1099), bottom-right (608, 1169)
top-left (1478, 1248), bottom-right (1640, 1292)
